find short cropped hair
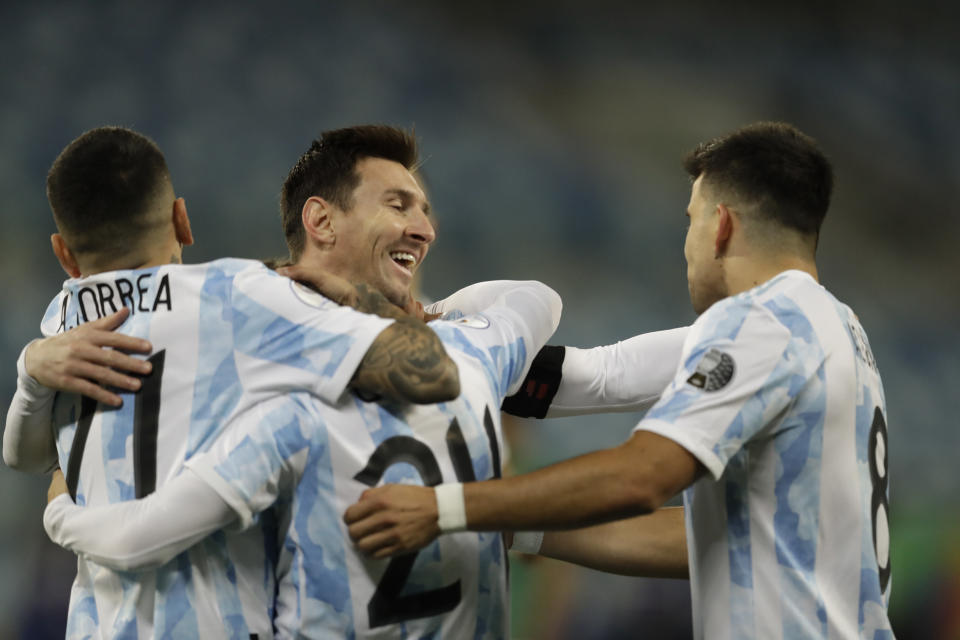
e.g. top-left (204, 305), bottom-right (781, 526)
top-left (683, 122), bottom-right (833, 236)
top-left (280, 125), bottom-right (419, 261)
top-left (47, 126), bottom-right (170, 256)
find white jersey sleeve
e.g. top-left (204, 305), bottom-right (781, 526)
top-left (184, 395), bottom-right (317, 530)
top-left (430, 280), bottom-right (562, 396)
top-left (425, 280), bottom-right (539, 318)
top-left (636, 301), bottom-right (796, 479)
top-left (228, 266), bottom-right (395, 403)
top-left (501, 326), bottom-right (690, 419)
top-left (546, 326), bottom-right (689, 417)
top-left (44, 469), bottom-right (235, 571)
top-left (3, 342), bottom-right (58, 473)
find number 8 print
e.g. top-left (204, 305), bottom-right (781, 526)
top-left (868, 407), bottom-right (890, 593)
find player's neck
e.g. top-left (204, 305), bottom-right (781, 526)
top-left (294, 248), bottom-right (346, 283)
top-left (76, 243), bottom-right (181, 277)
top-left (724, 254), bottom-right (818, 296)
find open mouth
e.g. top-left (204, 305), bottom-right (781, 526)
top-left (389, 251), bottom-right (417, 274)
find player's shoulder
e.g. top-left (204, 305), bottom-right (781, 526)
top-left (690, 282), bottom-right (800, 351)
top-left (712, 270), bottom-right (826, 328)
top-left (185, 257), bottom-right (284, 293)
top-left (194, 257), bottom-right (270, 277)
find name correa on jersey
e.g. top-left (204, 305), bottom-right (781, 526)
top-left (55, 271), bottom-right (173, 332)
top-left (41, 258), bottom-right (394, 640)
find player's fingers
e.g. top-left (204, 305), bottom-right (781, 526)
top-left (353, 527), bottom-right (401, 555)
top-left (66, 361), bottom-right (142, 392)
top-left (85, 308), bottom-right (131, 331)
top-left (372, 544), bottom-right (406, 559)
top-left (64, 344), bottom-right (148, 381)
top-left (343, 493), bottom-right (384, 525)
top-left (58, 377), bottom-right (124, 407)
top-left (346, 514), bottom-right (385, 542)
top-left (88, 331), bottom-right (153, 355)
top-left (72, 343), bottom-right (152, 376)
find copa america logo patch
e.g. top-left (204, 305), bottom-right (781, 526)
top-left (686, 348), bottom-right (735, 391)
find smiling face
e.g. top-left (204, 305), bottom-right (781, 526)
top-left (684, 175), bottom-right (728, 314)
top-left (326, 157), bottom-right (436, 307)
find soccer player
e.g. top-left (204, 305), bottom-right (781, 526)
top-left (45, 277), bottom-right (563, 639)
top-left (32, 125), bottom-right (564, 638)
top-left (3, 125), bottom-right (460, 639)
top-left (33, 127), bottom-right (691, 638)
top-left (344, 122), bottom-right (895, 638)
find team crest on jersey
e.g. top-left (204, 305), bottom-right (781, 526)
top-left (454, 313), bottom-right (490, 329)
top-left (686, 348), bottom-right (735, 391)
top-left (290, 281), bottom-right (330, 308)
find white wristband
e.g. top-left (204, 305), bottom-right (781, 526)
top-left (435, 483), bottom-right (467, 533)
top-left (510, 531), bottom-right (544, 555)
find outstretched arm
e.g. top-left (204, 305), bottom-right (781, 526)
top-left (44, 468), bottom-right (236, 571)
top-left (344, 430), bottom-right (701, 557)
top-left (503, 327), bottom-right (689, 419)
top-left (3, 309), bottom-right (152, 472)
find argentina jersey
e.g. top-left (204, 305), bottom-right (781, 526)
top-left (637, 270), bottom-right (892, 640)
top-left (186, 283), bottom-right (560, 639)
top-left (41, 258), bottom-right (393, 640)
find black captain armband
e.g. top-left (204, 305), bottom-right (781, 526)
top-left (501, 345), bottom-right (565, 419)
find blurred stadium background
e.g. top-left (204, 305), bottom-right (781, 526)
top-left (1, 1), bottom-right (957, 638)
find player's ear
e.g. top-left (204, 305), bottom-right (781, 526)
top-left (714, 204), bottom-right (734, 258)
top-left (51, 233), bottom-right (82, 278)
top-left (302, 196), bottom-right (336, 247)
top-left (172, 197), bottom-right (194, 247)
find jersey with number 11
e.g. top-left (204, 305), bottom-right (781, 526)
top-left (41, 258), bottom-right (393, 640)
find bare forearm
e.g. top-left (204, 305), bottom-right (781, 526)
top-left (464, 448), bottom-right (653, 531)
top-left (463, 432), bottom-right (698, 531)
top-left (539, 506), bottom-right (688, 579)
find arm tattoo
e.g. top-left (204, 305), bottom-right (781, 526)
top-left (350, 285), bottom-right (460, 404)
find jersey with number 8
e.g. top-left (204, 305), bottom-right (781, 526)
top-left (42, 258), bottom-right (394, 640)
top-left (637, 270), bottom-right (892, 639)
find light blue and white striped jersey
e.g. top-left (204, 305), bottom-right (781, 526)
top-left (186, 287), bottom-right (558, 639)
top-left (638, 270), bottom-right (892, 639)
top-left (41, 258), bottom-right (393, 640)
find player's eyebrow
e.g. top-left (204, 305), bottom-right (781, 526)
top-left (384, 188), bottom-right (431, 215)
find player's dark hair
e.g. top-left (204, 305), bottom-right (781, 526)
top-left (683, 122), bottom-right (833, 237)
top-left (280, 125), bottom-right (419, 261)
top-left (47, 126), bottom-right (170, 256)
